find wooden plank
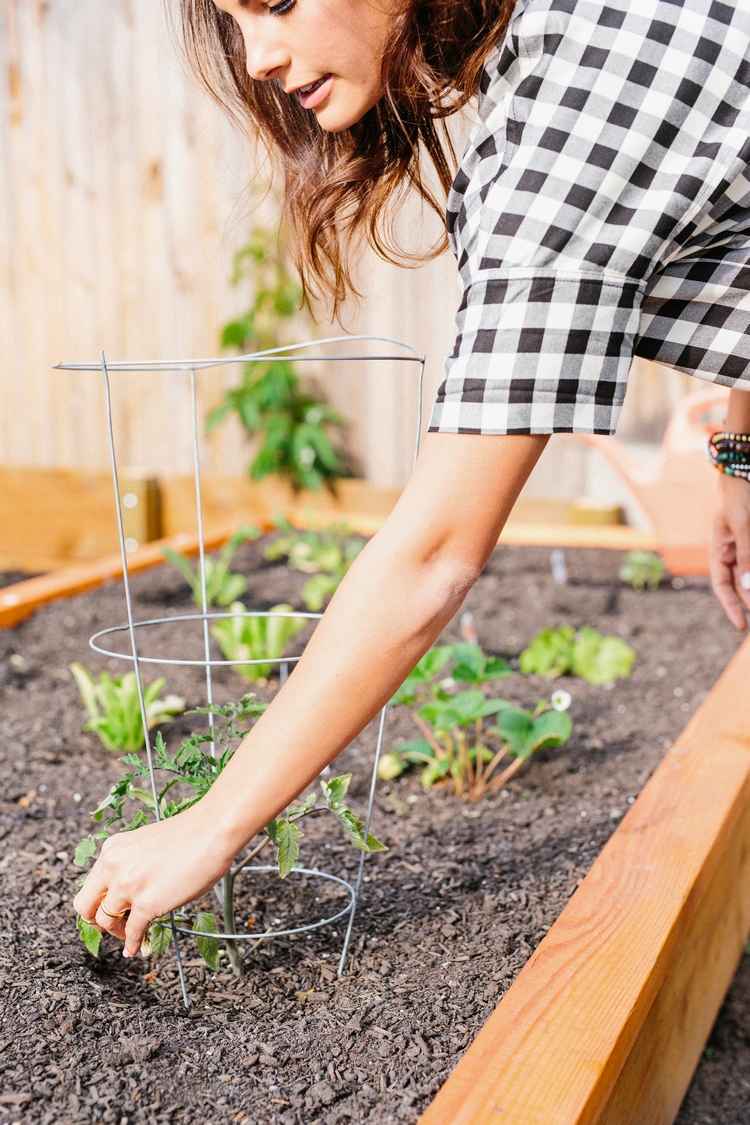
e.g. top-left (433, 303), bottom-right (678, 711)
top-left (420, 636), bottom-right (750, 1125)
top-left (0, 467), bottom-right (162, 564)
top-left (0, 519), bottom-right (273, 628)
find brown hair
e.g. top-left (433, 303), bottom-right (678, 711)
top-left (168, 0), bottom-right (516, 319)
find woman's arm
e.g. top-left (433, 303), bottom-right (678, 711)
top-left (73, 431), bottom-right (549, 954)
top-left (200, 431), bottom-right (550, 853)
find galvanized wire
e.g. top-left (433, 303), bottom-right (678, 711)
top-left (61, 335), bottom-right (427, 1009)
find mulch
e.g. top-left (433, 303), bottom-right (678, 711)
top-left (0, 539), bottom-right (748, 1123)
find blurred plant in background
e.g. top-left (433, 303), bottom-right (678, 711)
top-left (263, 515), bottom-right (366, 611)
top-left (618, 550), bottom-right (665, 592)
top-left (207, 220), bottom-right (356, 493)
top-left (162, 525), bottom-right (262, 609)
top-left (69, 663), bottom-right (185, 753)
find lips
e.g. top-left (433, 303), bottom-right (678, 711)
top-left (295, 74), bottom-right (330, 98)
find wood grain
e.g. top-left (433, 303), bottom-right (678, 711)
top-left (420, 637), bottom-right (750, 1124)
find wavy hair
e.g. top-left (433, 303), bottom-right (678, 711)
top-left (169, 0), bottom-right (516, 319)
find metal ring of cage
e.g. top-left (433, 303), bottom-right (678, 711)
top-left (88, 610), bottom-right (321, 667)
top-left (174, 866), bottom-right (356, 942)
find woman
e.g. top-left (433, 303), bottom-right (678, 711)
top-left (74, 0), bottom-right (750, 956)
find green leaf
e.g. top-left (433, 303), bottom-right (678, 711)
top-left (334, 808), bottom-right (387, 853)
top-left (273, 819), bottom-right (301, 878)
top-left (572, 628), bottom-right (636, 685)
top-left (142, 919), bottom-right (173, 958)
top-left (195, 911), bottom-right (221, 971)
top-left (519, 626), bottom-right (576, 679)
top-left (77, 915), bottom-right (103, 958)
top-left (205, 400), bottom-right (235, 433)
top-left (420, 758), bottom-right (451, 789)
top-left (74, 836), bottom-right (98, 867)
top-left (320, 773), bottom-right (351, 809)
top-left (301, 572), bottom-right (339, 611)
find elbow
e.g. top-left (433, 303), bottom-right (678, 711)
top-left (424, 556), bottom-right (481, 617)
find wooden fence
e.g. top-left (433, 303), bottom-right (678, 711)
top-left (1, 0), bottom-right (694, 496)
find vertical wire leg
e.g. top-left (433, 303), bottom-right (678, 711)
top-left (337, 701), bottom-right (389, 976)
top-left (100, 352), bottom-right (191, 1011)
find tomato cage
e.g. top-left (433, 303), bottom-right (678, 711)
top-left (54, 335), bottom-right (427, 1010)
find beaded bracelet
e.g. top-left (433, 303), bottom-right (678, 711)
top-left (707, 431), bottom-right (750, 482)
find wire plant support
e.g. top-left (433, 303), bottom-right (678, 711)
top-left (54, 335), bottom-right (427, 1010)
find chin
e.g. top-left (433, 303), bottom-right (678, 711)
top-left (315, 90), bottom-right (381, 133)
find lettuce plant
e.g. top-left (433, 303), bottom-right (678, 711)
top-left (210, 602), bottom-right (307, 683)
top-left (74, 695), bottom-right (386, 973)
top-left (519, 625), bottom-right (636, 685)
top-left (618, 550), bottom-right (665, 591)
top-left (69, 663), bottom-right (186, 753)
top-left (263, 516), bottom-right (366, 611)
top-left (162, 524), bottom-right (261, 609)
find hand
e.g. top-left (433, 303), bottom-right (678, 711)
top-left (710, 474), bottom-right (750, 631)
top-left (72, 802), bottom-right (235, 958)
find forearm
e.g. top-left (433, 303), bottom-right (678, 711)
top-left (200, 538), bottom-right (473, 856)
top-left (726, 386), bottom-right (750, 430)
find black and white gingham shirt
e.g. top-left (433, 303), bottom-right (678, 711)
top-left (428, 0), bottom-right (750, 436)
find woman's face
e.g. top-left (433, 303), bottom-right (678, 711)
top-left (212, 0), bottom-right (394, 132)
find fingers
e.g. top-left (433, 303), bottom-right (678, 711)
top-left (73, 841), bottom-right (133, 944)
top-left (94, 897), bottom-right (131, 942)
top-left (733, 526), bottom-right (750, 612)
top-left (73, 866), bottom-right (108, 926)
top-left (123, 906), bottom-right (155, 959)
top-left (710, 515), bottom-right (748, 631)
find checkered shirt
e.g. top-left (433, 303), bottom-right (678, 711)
top-left (428, 0), bottom-right (750, 436)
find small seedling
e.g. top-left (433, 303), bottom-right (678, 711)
top-left (162, 524), bottom-right (262, 609)
top-left (210, 602), bottom-right (307, 683)
top-left (70, 663), bottom-right (186, 752)
top-left (74, 695), bottom-right (386, 974)
top-left (263, 516), bottom-right (366, 611)
top-left (618, 550), bottom-right (665, 592)
top-left (519, 625), bottom-right (636, 685)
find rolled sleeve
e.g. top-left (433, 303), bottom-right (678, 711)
top-left (428, 270), bottom-right (645, 435)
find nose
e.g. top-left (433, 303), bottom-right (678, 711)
top-left (242, 28), bottom-right (290, 83)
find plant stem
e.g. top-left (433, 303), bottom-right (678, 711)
top-left (222, 872), bottom-right (244, 977)
top-left (488, 754), bottom-right (527, 793)
top-left (412, 714), bottom-right (446, 758)
top-left (477, 742), bottom-right (510, 790)
top-left (455, 729), bottom-right (467, 798)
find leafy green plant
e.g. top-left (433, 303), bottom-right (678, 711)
top-left (74, 695), bottom-right (386, 974)
top-left (69, 663), bottom-right (186, 753)
top-left (388, 641), bottom-right (512, 708)
top-left (263, 515), bottom-right (366, 610)
top-left (206, 223), bottom-right (355, 492)
top-left (618, 550), bottom-right (665, 591)
top-left (519, 625), bottom-right (636, 685)
top-left (210, 601), bottom-right (307, 683)
top-left (379, 644), bottom-right (572, 800)
top-left (382, 666), bottom-right (575, 801)
top-left (162, 525), bottom-right (261, 608)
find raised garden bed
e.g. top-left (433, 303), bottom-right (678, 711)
top-left (0, 535), bottom-right (747, 1123)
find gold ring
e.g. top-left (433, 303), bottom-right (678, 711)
top-left (100, 903), bottom-right (130, 919)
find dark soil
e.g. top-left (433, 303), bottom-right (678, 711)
top-left (0, 538), bottom-right (747, 1124)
